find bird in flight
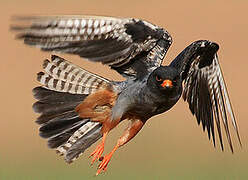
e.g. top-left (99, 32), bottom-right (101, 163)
top-left (12, 15), bottom-right (241, 175)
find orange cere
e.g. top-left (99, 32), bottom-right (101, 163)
top-left (161, 79), bottom-right (173, 88)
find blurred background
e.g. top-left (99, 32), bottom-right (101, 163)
top-left (1, 0), bottom-right (247, 179)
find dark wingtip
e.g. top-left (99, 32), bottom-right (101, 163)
top-left (11, 15), bottom-right (43, 22)
top-left (9, 25), bottom-right (27, 41)
top-left (239, 139), bottom-right (243, 148)
top-left (11, 15), bottom-right (31, 21)
top-left (212, 134), bottom-right (216, 148)
top-left (217, 133), bottom-right (224, 152)
top-left (210, 42), bottom-right (219, 52)
top-left (235, 129), bottom-right (243, 148)
top-left (10, 15), bottom-right (34, 35)
top-left (229, 142), bottom-right (234, 154)
top-left (9, 25), bottom-right (27, 32)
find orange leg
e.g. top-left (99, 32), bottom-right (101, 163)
top-left (76, 89), bottom-right (117, 165)
top-left (96, 119), bottom-right (144, 176)
top-left (90, 117), bottom-right (121, 166)
top-left (89, 132), bottom-right (108, 165)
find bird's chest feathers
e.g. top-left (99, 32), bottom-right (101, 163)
top-left (146, 92), bottom-right (180, 115)
top-left (126, 86), bottom-right (180, 118)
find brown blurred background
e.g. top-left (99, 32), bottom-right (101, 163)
top-left (1, 0), bottom-right (247, 179)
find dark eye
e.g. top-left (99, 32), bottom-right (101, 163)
top-left (156, 75), bottom-right (163, 82)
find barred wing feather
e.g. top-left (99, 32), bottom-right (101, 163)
top-left (170, 40), bottom-right (241, 152)
top-left (12, 15), bottom-right (172, 78)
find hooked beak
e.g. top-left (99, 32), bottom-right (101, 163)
top-left (161, 80), bottom-right (173, 88)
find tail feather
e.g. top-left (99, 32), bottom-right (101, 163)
top-left (33, 55), bottom-right (114, 163)
top-left (47, 121), bottom-right (88, 149)
top-left (56, 122), bottom-right (102, 163)
top-left (39, 114), bottom-right (84, 138)
top-left (34, 86), bottom-right (103, 162)
top-left (33, 86), bottom-right (86, 103)
top-left (36, 110), bottom-right (75, 125)
top-left (65, 123), bottom-right (102, 163)
top-left (33, 101), bottom-right (80, 115)
top-left (37, 55), bottom-right (111, 94)
top-left (33, 86), bottom-right (86, 124)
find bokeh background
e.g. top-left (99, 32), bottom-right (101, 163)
top-left (1, 0), bottom-right (247, 179)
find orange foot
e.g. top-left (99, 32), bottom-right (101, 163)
top-left (96, 153), bottom-right (113, 175)
top-left (96, 143), bottom-right (119, 176)
top-left (89, 132), bottom-right (108, 165)
top-left (89, 142), bottom-right (104, 165)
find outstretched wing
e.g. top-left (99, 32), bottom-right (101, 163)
top-left (11, 15), bottom-right (172, 78)
top-left (170, 40), bottom-right (241, 152)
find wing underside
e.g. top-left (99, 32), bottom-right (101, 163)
top-left (171, 40), bottom-right (241, 151)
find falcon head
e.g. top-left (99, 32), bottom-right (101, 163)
top-left (147, 66), bottom-right (181, 94)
